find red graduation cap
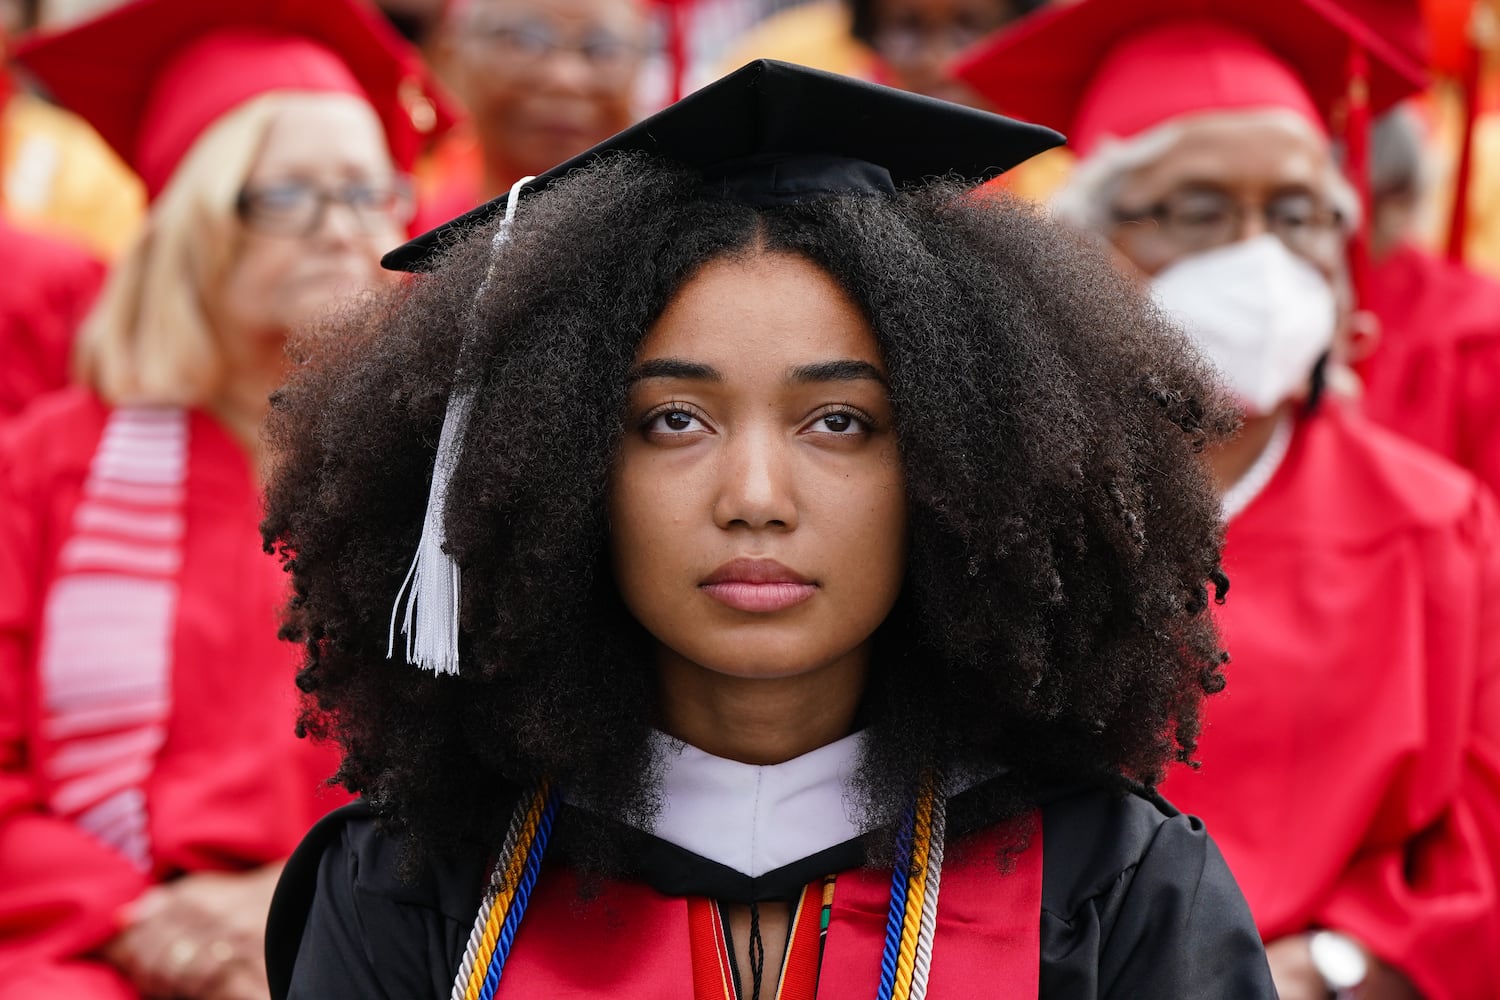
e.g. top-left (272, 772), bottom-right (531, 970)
top-left (953, 0), bottom-right (1426, 158)
top-left (12, 0), bottom-right (457, 199)
top-left (954, 0), bottom-right (1428, 307)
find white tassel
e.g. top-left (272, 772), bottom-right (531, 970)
top-left (388, 387), bottom-right (473, 673)
top-left (389, 176), bottom-right (535, 674)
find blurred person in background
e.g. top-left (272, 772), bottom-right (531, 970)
top-left (1, 19), bottom-right (143, 258)
top-left (961, 1), bottom-right (1500, 999)
top-left (0, 0), bottom-right (30, 33)
top-left (1358, 102), bottom-right (1500, 494)
top-left (414, 0), bottom-right (651, 229)
top-left (850, 0), bottom-right (1043, 105)
top-left (1414, 0), bottom-right (1500, 276)
top-left (718, 0), bottom-right (1043, 106)
top-left (0, 0), bottom-right (450, 996)
top-left (0, 18), bottom-right (116, 420)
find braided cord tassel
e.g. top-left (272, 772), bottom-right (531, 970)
top-left (450, 781), bottom-right (557, 1000)
top-left (450, 796), bottom-right (527, 999)
top-left (467, 791), bottom-right (544, 1000)
top-left (478, 795), bottom-right (558, 1000)
top-left (908, 780), bottom-right (946, 1000)
top-left (875, 799), bottom-right (916, 1000)
top-left (891, 778), bottom-right (937, 1000)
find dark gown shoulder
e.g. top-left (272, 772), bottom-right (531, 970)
top-left (266, 799), bottom-right (493, 1000)
top-left (1035, 785), bottom-right (1275, 998)
top-left (268, 788), bottom-right (1273, 999)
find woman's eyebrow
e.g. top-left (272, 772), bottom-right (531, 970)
top-left (625, 358), bottom-right (888, 386)
top-left (787, 359), bottom-right (888, 386)
top-left (625, 358), bottom-right (722, 385)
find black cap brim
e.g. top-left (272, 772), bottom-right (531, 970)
top-left (382, 59), bottom-right (1064, 272)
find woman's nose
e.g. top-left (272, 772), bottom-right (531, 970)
top-left (711, 427), bottom-right (797, 532)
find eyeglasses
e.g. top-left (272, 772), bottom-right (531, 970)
top-left (1111, 189), bottom-right (1345, 258)
top-left (464, 19), bottom-right (644, 81)
top-left (236, 179), bottom-right (414, 238)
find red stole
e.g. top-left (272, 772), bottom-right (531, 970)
top-left (497, 815), bottom-right (1044, 998)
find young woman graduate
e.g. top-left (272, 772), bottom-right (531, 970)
top-left (263, 61), bottom-right (1277, 999)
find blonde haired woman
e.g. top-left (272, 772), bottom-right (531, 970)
top-left (72, 86), bottom-right (412, 450)
top-left (0, 2), bottom-right (450, 997)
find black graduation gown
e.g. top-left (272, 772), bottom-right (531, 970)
top-left (266, 781), bottom-right (1275, 998)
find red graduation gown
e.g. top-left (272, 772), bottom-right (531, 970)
top-left (1360, 241), bottom-right (1500, 496)
top-left (1159, 403), bottom-right (1500, 1000)
top-left (0, 388), bottom-right (346, 997)
top-left (0, 220), bottom-right (103, 421)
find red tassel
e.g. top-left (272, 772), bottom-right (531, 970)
top-left (1344, 39), bottom-right (1373, 308)
top-left (659, 0), bottom-right (691, 104)
top-left (1447, 3), bottom-right (1497, 263)
top-left (0, 33), bottom-right (11, 213)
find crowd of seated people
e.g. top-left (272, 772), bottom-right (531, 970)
top-left (2, 1), bottom-right (1498, 997)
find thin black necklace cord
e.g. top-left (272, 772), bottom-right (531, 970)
top-left (748, 900), bottom-right (765, 1000)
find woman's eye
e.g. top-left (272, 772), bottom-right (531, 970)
top-left (646, 409), bottom-right (705, 434)
top-left (808, 410), bottom-right (869, 435)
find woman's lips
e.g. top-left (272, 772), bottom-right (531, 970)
top-left (700, 558), bottom-right (817, 613)
top-left (701, 581), bottom-right (817, 613)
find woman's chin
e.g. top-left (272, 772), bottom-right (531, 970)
top-left (666, 638), bottom-right (856, 684)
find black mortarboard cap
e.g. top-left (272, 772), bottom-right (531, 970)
top-left (383, 59), bottom-right (1064, 272)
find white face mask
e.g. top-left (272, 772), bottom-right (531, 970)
top-left (1149, 234), bottom-right (1337, 416)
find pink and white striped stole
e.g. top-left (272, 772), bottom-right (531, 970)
top-left (37, 406), bottom-right (189, 871)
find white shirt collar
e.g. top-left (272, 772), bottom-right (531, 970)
top-left (1221, 410), bottom-right (1293, 522)
top-left (641, 730), bottom-right (869, 878)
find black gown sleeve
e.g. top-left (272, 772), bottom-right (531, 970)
top-left (1038, 789), bottom-right (1276, 999)
top-left (265, 801), bottom-right (483, 1000)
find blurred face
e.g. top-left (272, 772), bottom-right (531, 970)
top-left (212, 96), bottom-right (407, 344)
top-left (1106, 117), bottom-right (1351, 413)
top-left (447, 0), bottom-right (646, 179)
top-left (867, 0), bottom-right (1024, 107)
top-left (609, 250), bottom-right (909, 685)
top-left (1, 0), bottom-right (25, 35)
top-left (1107, 117), bottom-right (1344, 281)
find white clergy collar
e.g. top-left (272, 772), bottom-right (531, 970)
top-left (640, 730), bottom-right (869, 878)
top-left (563, 730), bottom-right (1004, 880)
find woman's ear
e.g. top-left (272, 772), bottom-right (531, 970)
top-left (1320, 307), bottom-right (1380, 403)
top-left (1340, 307), bottom-right (1382, 366)
top-left (1328, 256), bottom-right (1380, 369)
